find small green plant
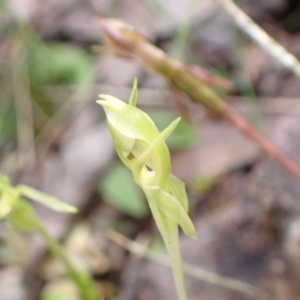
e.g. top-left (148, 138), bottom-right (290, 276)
top-left (0, 173), bottom-right (100, 300)
top-left (97, 79), bottom-right (197, 300)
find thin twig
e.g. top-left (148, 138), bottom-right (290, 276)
top-left (106, 229), bottom-right (277, 300)
top-left (214, 0), bottom-right (300, 77)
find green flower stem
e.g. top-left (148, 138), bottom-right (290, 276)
top-left (36, 223), bottom-right (100, 300)
top-left (147, 198), bottom-right (186, 300)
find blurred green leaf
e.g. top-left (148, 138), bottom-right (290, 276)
top-left (7, 199), bottom-right (42, 232)
top-left (0, 100), bottom-right (17, 147)
top-left (0, 0), bottom-right (5, 10)
top-left (26, 39), bottom-right (94, 86)
top-left (17, 185), bottom-right (78, 213)
top-left (189, 176), bottom-right (214, 194)
top-left (149, 111), bottom-right (198, 151)
top-left (99, 162), bottom-right (149, 218)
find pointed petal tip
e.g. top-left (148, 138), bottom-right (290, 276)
top-left (93, 16), bottom-right (125, 44)
top-left (93, 16), bottom-right (111, 32)
top-left (97, 94), bottom-right (114, 107)
top-left (182, 222), bottom-right (197, 240)
top-left (191, 233), bottom-right (198, 240)
top-left (185, 228), bottom-right (197, 240)
top-left (69, 207), bottom-right (78, 214)
top-left (96, 99), bottom-right (107, 107)
top-left (98, 93), bottom-right (108, 99)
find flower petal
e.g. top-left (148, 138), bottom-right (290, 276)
top-left (98, 93), bottom-right (178, 187)
top-left (97, 95), bottom-right (158, 142)
top-left (144, 186), bottom-right (197, 239)
top-left (0, 175), bottom-right (19, 219)
top-left (17, 185), bottom-right (78, 213)
top-left (167, 175), bottom-right (189, 212)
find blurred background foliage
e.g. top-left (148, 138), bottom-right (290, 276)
top-left (0, 1), bottom-right (94, 169)
top-left (1, 0), bottom-right (300, 299)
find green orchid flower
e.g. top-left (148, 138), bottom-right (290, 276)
top-left (0, 173), bottom-right (77, 229)
top-left (0, 174), bottom-right (99, 300)
top-left (97, 78), bottom-right (197, 300)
